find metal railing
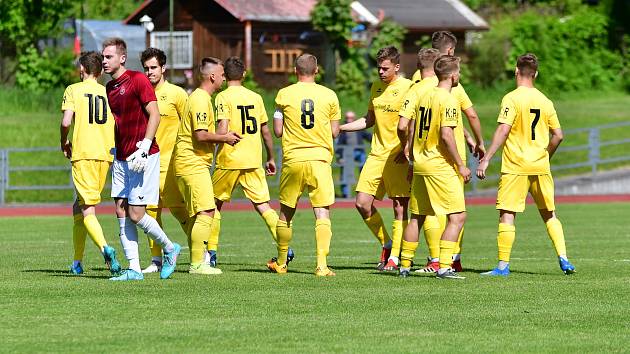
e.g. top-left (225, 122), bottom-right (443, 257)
top-left (1, 121), bottom-right (629, 205)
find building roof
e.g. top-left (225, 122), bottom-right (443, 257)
top-left (125, 0), bottom-right (487, 30)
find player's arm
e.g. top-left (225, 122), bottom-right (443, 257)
top-left (547, 127), bottom-right (563, 160)
top-left (216, 119), bottom-right (229, 135)
top-left (441, 126), bottom-right (471, 182)
top-left (193, 129), bottom-right (240, 145)
top-left (396, 114), bottom-right (412, 163)
top-left (144, 101), bottom-right (160, 142)
top-left (340, 110), bottom-right (375, 132)
top-left (405, 118), bottom-right (416, 182)
top-left (331, 120), bottom-right (340, 138)
top-left (273, 108), bottom-right (283, 138)
top-left (261, 123), bottom-right (276, 175)
top-left (60, 110), bottom-right (74, 159)
top-left (462, 106), bottom-right (485, 159)
top-left (476, 123), bottom-right (511, 179)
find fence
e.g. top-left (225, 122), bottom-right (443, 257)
top-left (1, 121), bottom-right (630, 205)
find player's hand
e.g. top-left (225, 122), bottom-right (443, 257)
top-left (406, 164), bottom-right (413, 183)
top-left (466, 135), bottom-right (476, 154)
top-left (265, 159), bottom-right (276, 176)
top-left (126, 139), bottom-right (151, 173)
top-left (474, 143), bottom-right (486, 161)
top-left (224, 131), bottom-right (241, 146)
top-left (60, 140), bottom-right (72, 159)
top-left (394, 150), bottom-right (409, 164)
top-left (458, 164), bottom-right (472, 184)
top-left (476, 158), bottom-right (490, 180)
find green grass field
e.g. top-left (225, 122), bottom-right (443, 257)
top-left (2, 203), bottom-right (629, 353)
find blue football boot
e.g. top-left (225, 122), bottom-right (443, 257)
top-left (103, 245), bottom-right (122, 275)
top-left (69, 262), bottom-right (84, 275)
top-left (160, 243), bottom-right (181, 279)
top-left (287, 247), bottom-right (295, 265)
top-left (109, 269), bottom-right (144, 281)
top-left (559, 257), bottom-right (576, 275)
top-left (480, 264), bottom-right (510, 277)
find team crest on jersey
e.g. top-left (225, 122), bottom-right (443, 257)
top-left (120, 87), bottom-right (126, 95)
top-left (392, 89), bottom-right (399, 96)
top-left (160, 95), bottom-right (167, 101)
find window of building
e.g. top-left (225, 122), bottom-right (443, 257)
top-left (150, 31), bottom-right (193, 69)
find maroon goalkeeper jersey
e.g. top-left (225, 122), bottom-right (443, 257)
top-left (106, 70), bottom-right (160, 160)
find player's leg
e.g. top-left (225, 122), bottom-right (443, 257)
top-left (308, 161), bottom-right (336, 276)
top-left (384, 196), bottom-right (409, 271)
top-left (399, 213), bottom-right (426, 277)
top-left (531, 175), bottom-right (575, 274)
top-left (143, 206), bottom-right (163, 273)
top-left (451, 227), bottom-right (464, 272)
top-left (436, 211), bottom-right (467, 279)
top-left (313, 206), bottom-right (334, 276)
top-left (416, 215), bottom-right (445, 273)
top-left (71, 200), bottom-right (86, 274)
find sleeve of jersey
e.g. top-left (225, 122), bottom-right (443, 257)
top-left (399, 90), bottom-right (417, 120)
top-left (175, 89), bottom-right (188, 120)
top-left (136, 74), bottom-right (157, 105)
top-left (367, 83), bottom-right (376, 111)
top-left (547, 102), bottom-right (561, 129)
top-left (329, 93), bottom-right (341, 121)
top-left (61, 86), bottom-right (74, 112)
top-left (497, 95), bottom-right (517, 125)
top-left (258, 96), bottom-right (269, 124)
top-left (457, 85), bottom-right (473, 111)
top-left (190, 95), bottom-right (210, 131)
top-left (440, 96), bottom-right (459, 128)
top-left (214, 93), bottom-right (229, 121)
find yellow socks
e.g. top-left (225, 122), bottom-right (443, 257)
top-left (315, 219), bottom-right (332, 269)
top-left (424, 215), bottom-right (445, 260)
top-left (145, 208), bottom-right (162, 258)
top-left (453, 226), bottom-right (464, 256)
top-left (400, 240), bottom-right (419, 269)
top-left (83, 214), bottom-right (107, 252)
top-left (389, 219), bottom-right (406, 259)
top-left (275, 220), bottom-right (293, 266)
top-left (545, 218), bottom-right (567, 257)
top-left (72, 214), bottom-right (87, 261)
top-left (261, 209), bottom-right (280, 242)
top-left (363, 211), bottom-right (390, 246)
top-left (191, 214), bottom-right (213, 264)
top-left (497, 223), bottom-right (516, 262)
top-left (438, 240), bottom-right (456, 269)
top-left (206, 210), bottom-right (221, 252)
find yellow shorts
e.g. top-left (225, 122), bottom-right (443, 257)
top-left (72, 160), bottom-right (111, 206)
top-left (213, 167), bottom-right (270, 203)
top-left (356, 155), bottom-right (410, 200)
top-left (409, 174), bottom-right (465, 216)
top-left (279, 161), bottom-right (334, 208)
top-left (496, 174), bottom-right (555, 212)
top-left (148, 165), bottom-right (186, 209)
top-left (176, 172), bottom-right (216, 217)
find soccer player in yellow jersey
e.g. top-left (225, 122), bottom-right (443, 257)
top-left (60, 51), bottom-right (121, 275)
top-left (405, 31), bottom-right (486, 273)
top-left (140, 48), bottom-right (190, 274)
top-left (477, 54), bottom-right (576, 276)
top-left (173, 57), bottom-right (241, 275)
top-left (398, 55), bottom-right (471, 279)
top-left (339, 46), bottom-right (412, 271)
top-left (208, 56), bottom-right (289, 266)
top-left (267, 53), bottom-right (340, 276)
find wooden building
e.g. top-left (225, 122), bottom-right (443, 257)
top-left (125, 0), bottom-right (487, 88)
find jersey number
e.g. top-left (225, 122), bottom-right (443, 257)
top-left (84, 93), bottom-right (107, 124)
top-left (530, 108), bottom-right (541, 140)
top-left (237, 105), bottom-right (257, 134)
top-left (300, 99), bottom-right (315, 129)
top-left (418, 107), bottom-right (432, 139)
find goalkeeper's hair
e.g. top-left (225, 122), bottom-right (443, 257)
top-left (517, 53), bottom-right (538, 78)
top-left (140, 47), bottom-right (167, 67)
top-left (417, 48), bottom-right (441, 70)
top-left (376, 46), bottom-right (400, 65)
top-left (224, 56), bottom-right (245, 81)
top-left (102, 37), bottom-right (127, 56)
top-left (434, 55), bottom-right (460, 81)
top-left (295, 53), bottom-right (318, 76)
top-left (79, 51), bottom-right (103, 77)
top-left (432, 31), bottom-right (457, 53)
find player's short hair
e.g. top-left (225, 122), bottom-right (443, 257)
top-left (295, 53), bottom-right (318, 76)
top-left (417, 48), bottom-right (441, 70)
top-left (79, 51), bottom-right (103, 76)
top-left (434, 55), bottom-right (460, 81)
top-left (432, 31), bottom-right (457, 52)
top-left (224, 56), bottom-right (245, 81)
top-left (140, 47), bottom-right (166, 67)
top-left (102, 37), bottom-right (127, 56)
top-left (200, 57), bottom-right (223, 75)
top-left (517, 53), bottom-right (538, 78)
top-left (376, 46), bottom-right (400, 64)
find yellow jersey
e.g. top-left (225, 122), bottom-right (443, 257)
top-left (215, 85), bottom-right (268, 169)
top-left (154, 80), bottom-right (188, 173)
top-left (412, 87), bottom-right (463, 175)
top-left (174, 88), bottom-right (215, 176)
top-left (61, 78), bottom-right (114, 162)
top-left (368, 76), bottom-right (412, 159)
top-left (498, 86), bottom-right (560, 175)
top-left (275, 82), bottom-right (341, 164)
top-left (411, 70), bottom-right (422, 84)
top-left (399, 76), bottom-right (439, 120)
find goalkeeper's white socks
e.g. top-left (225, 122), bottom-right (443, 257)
top-left (119, 217), bottom-right (141, 273)
top-left (136, 214), bottom-right (175, 253)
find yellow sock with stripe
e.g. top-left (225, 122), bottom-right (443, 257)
top-left (315, 219), bottom-right (332, 269)
top-left (206, 210), bottom-right (221, 252)
top-left (424, 215), bottom-right (445, 260)
top-left (400, 240), bottom-right (419, 269)
top-left (275, 220), bottom-right (293, 266)
top-left (438, 240), bottom-right (457, 269)
top-left (83, 214), bottom-right (107, 252)
top-left (497, 223), bottom-right (516, 262)
top-left (145, 208), bottom-right (162, 259)
top-left (191, 214), bottom-right (213, 264)
top-left (545, 218), bottom-right (567, 257)
top-left (170, 207), bottom-right (193, 250)
top-left (389, 219), bottom-right (406, 259)
top-left (363, 211), bottom-right (390, 246)
top-left (261, 209), bottom-right (280, 242)
top-left (72, 214), bottom-right (87, 261)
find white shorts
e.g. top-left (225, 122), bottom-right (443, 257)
top-left (111, 153), bottom-right (160, 206)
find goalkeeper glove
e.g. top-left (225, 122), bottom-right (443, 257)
top-left (126, 138), bottom-right (152, 173)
